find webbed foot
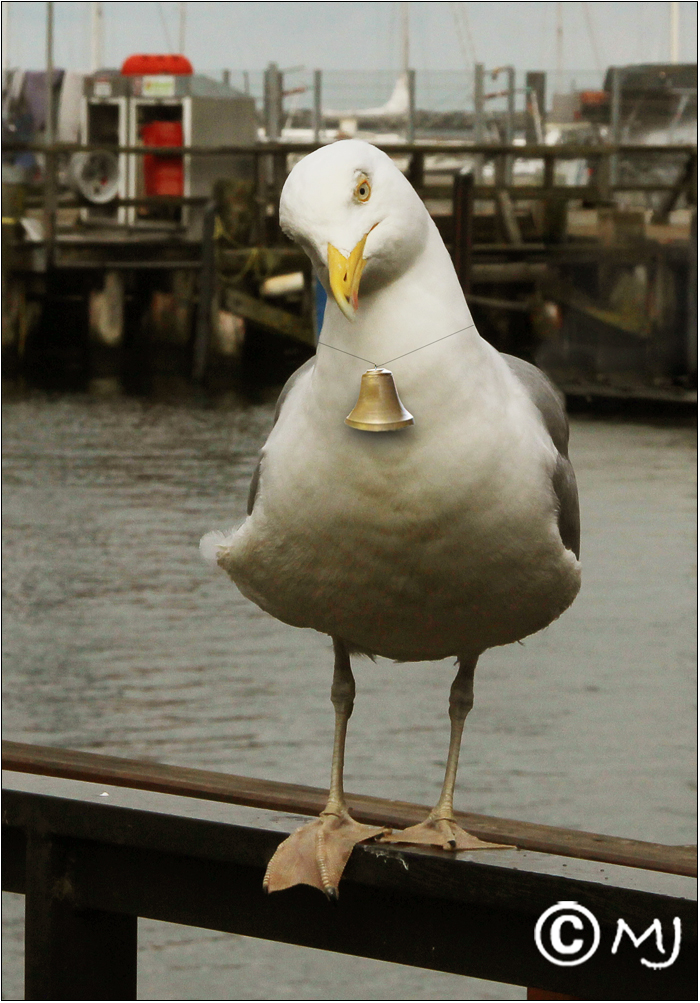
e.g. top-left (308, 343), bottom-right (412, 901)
top-left (380, 815), bottom-right (512, 851)
top-left (263, 811), bottom-right (387, 898)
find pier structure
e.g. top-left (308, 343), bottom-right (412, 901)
top-left (3, 136), bottom-right (696, 401)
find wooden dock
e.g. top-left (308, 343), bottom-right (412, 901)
top-left (2, 140), bottom-right (696, 401)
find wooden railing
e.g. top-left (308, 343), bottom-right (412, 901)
top-left (5, 138), bottom-right (696, 230)
top-left (2, 742), bottom-right (696, 1001)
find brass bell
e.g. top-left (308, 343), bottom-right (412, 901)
top-left (345, 368), bottom-right (414, 432)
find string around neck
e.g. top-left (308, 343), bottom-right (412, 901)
top-left (317, 323), bottom-right (475, 370)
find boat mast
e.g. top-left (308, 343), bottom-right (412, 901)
top-left (179, 2), bottom-right (187, 54)
top-left (90, 2), bottom-right (103, 72)
top-left (3, 2), bottom-right (10, 74)
top-left (555, 1), bottom-right (563, 95)
top-left (401, 2), bottom-right (409, 75)
top-left (670, 1), bottom-right (680, 63)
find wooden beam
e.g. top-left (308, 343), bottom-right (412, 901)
top-left (2, 741), bottom-right (695, 877)
top-left (472, 262), bottom-right (548, 282)
top-left (496, 190), bottom-right (523, 244)
top-left (222, 288), bottom-right (315, 346)
top-left (5, 140), bottom-right (696, 159)
top-left (23, 831), bottom-right (137, 1001)
top-left (4, 770), bottom-right (696, 1001)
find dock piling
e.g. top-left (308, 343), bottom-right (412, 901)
top-left (193, 200), bottom-right (217, 381)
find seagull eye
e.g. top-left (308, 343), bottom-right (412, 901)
top-left (354, 178), bottom-right (371, 203)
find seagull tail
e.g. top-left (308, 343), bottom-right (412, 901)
top-left (199, 528), bottom-right (238, 567)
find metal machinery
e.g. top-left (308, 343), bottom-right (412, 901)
top-left (80, 55), bottom-right (256, 236)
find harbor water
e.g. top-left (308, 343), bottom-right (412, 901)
top-left (2, 376), bottom-right (696, 1000)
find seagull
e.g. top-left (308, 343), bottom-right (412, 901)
top-left (201, 139), bottom-right (580, 898)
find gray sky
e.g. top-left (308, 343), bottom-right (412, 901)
top-left (3, 2), bottom-right (698, 77)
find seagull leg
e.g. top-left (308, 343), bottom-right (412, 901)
top-left (263, 638), bottom-right (385, 897)
top-left (382, 657), bottom-right (510, 851)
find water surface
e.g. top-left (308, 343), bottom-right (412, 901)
top-left (2, 382), bottom-right (696, 1000)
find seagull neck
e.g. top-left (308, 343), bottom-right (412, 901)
top-left (316, 231), bottom-right (480, 380)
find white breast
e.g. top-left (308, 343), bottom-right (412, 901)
top-left (218, 340), bottom-right (580, 662)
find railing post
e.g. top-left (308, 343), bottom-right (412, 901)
top-left (407, 150), bottom-right (424, 193)
top-left (473, 63), bottom-right (485, 184)
top-left (24, 832), bottom-right (137, 1001)
top-left (610, 66), bottom-right (622, 187)
top-left (255, 149), bottom-right (268, 244)
top-left (687, 208), bottom-right (697, 382)
top-left (313, 69), bottom-right (322, 144)
top-left (272, 150), bottom-right (287, 204)
top-left (453, 170), bottom-right (474, 294)
top-left (494, 150), bottom-right (506, 188)
top-left (505, 65), bottom-right (515, 185)
top-left (264, 62), bottom-right (282, 142)
top-left (594, 150), bottom-right (611, 204)
top-left (542, 152), bottom-right (567, 242)
top-left (406, 68), bottom-right (416, 145)
top-left (525, 71), bottom-right (546, 144)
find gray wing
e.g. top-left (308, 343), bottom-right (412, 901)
top-left (502, 353), bottom-right (580, 559)
top-left (247, 356), bottom-right (315, 516)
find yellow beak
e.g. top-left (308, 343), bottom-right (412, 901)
top-left (327, 233), bottom-right (369, 321)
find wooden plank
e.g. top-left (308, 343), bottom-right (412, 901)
top-left (4, 772), bottom-right (696, 1001)
top-left (218, 247), bottom-right (307, 270)
top-left (651, 151), bottom-right (697, 223)
top-left (472, 262), bottom-right (549, 282)
top-left (543, 276), bottom-right (653, 336)
top-left (2, 741), bottom-right (695, 878)
top-left (223, 287), bottom-right (315, 346)
top-left (27, 184), bottom-right (690, 210)
top-left (5, 141), bottom-right (696, 158)
top-left (467, 293), bottom-right (530, 312)
top-left (557, 380), bottom-right (697, 405)
top-left (496, 190), bottom-right (523, 244)
top-left (420, 183), bottom-right (685, 200)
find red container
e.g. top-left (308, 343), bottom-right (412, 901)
top-left (141, 120), bottom-right (184, 197)
top-left (121, 54), bottom-right (193, 76)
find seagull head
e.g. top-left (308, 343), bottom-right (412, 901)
top-left (280, 140), bottom-right (430, 321)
